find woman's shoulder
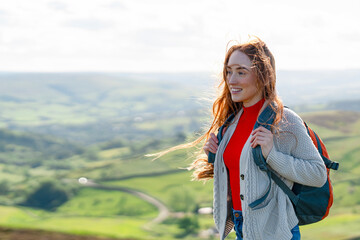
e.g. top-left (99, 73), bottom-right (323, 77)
top-left (278, 107), bottom-right (305, 131)
top-left (283, 107), bottom-right (301, 121)
top-left (274, 107), bottom-right (309, 150)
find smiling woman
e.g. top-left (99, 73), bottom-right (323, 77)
top-left (152, 36), bottom-right (327, 240)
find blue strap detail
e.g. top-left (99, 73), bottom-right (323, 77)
top-left (329, 161), bottom-right (339, 170)
top-left (269, 171), bottom-right (299, 205)
top-left (248, 171), bottom-right (271, 208)
top-left (248, 174), bottom-right (270, 208)
top-left (250, 167), bottom-right (300, 209)
top-left (322, 155), bottom-right (339, 170)
top-left (303, 121), bottom-right (311, 136)
top-left (305, 124), bottom-right (339, 171)
top-left (255, 104), bottom-right (276, 129)
top-left (313, 131), bottom-right (323, 155)
top-left (249, 104), bottom-right (276, 209)
top-left (208, 152), bottom-right (216, 163)
top-left (208, 113), bottom-right (236, 163)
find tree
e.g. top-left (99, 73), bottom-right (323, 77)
top-left (22, 180), bottom-right (69, 211)
top-left (177, 215), bottom-right (200, 237)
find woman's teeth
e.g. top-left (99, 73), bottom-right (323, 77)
top-left (231, 88), bottom-right (242, 93)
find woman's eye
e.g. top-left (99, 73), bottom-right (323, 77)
top-left (226, 70), bottom-right (232, 75)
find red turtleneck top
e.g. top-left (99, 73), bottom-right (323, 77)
top-left (223, 99), bottom-right (265, 211)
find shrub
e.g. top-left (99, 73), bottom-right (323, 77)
top-left (22, 180), bottom-right (69, 211)
top-left (177, 215), bottom-right (200, 237)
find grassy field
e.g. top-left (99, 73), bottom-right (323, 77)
top-left (0, 191), bottom-right (153, 240)
top-left (300, 213), bottom-right (360, 240)
top-left (57, 188), bottom-right (157, 217)
top-left (2, 109), bottom-right (360, 239)
top-left (0, 72), bottom-right (360, 240)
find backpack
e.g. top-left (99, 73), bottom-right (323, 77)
top-left (208, 105), bottom-right (339, 225)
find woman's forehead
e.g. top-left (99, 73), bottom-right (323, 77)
top-left (227, 51), bottom-right (252, 68)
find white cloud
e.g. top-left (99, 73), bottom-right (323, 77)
top-left (0, 0), bottom-right (359, 72)
top-left (64, 18), bottom-right (114, 30)
top-left (47, 1), bottom-right (68, 12)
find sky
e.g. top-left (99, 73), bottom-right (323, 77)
top-left (0, 0), bottom-right (359, 72)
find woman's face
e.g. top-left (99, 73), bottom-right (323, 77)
top-left (226, 50), bottom-right (263, 107)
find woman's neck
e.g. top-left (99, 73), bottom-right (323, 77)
top-left (243, 98), bottom-right (265, 111)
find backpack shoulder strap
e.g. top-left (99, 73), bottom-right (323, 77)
top-left (208, 113), bottom-right (236, 163)
top-left (249, 104), bottom-right (284, 208)
top-left (252, 104), bottom-right (276, 170)
top-left (250, 104), bottom-right (304, 208)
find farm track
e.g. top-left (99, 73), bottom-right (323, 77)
top-left (82, 180), bottom-right (170, 229)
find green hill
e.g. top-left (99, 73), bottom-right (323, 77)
top-left (0, 128), bottom-right (84, 167)
top-left (0, 109), bottom-right (359, 239)
top-left (1, 72), bottom-right (360, 239)
top-left (0, 73), bottom-right (208, 145)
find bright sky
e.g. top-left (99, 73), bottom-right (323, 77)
top-left (0, 0), bottom-right (359, 72)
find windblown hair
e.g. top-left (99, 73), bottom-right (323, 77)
top-left (149, 37), bottom-right (283, 181)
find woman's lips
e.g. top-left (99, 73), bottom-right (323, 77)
top-left (231, 88), bottom-right (242, 93)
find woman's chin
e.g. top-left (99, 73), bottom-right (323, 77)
top-left (231, 96), bottom-right (242, 103)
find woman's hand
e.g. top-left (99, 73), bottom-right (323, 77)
top-left (203, 133), bottom-right (218, 156)
top-left (250, 126), bottom-right (274, 159)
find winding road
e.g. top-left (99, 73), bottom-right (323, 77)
top-left (81, 180), bottom-right (170, 229)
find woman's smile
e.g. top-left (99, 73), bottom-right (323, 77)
top-left (230, 87), bottom-right (242, 93)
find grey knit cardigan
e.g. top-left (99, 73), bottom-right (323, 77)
top-left (213, 102), bottom-right (327, 240)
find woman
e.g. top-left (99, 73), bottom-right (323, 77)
top-left (154, 37), bottom-right (327, 239)
top-left (201, 37), bottom-right (327, 240)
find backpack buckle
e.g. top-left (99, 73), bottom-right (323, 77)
top-left (329, 161), bottom-right (339, 170)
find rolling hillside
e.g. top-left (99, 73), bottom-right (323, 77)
top-left (0, 72), bottom-right (360, 239)
top-left (1, 70), bottom-right (360, 144)
top-left (0, 109), bottom-right (359, 239)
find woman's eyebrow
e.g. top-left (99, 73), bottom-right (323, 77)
top-left (226, 65), bottom-right (250, 71)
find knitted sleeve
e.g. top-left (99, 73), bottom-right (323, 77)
top-left (265, 108), bottom-right (327, 187)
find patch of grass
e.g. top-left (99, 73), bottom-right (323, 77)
top-left (0, 170), bottom-right (24, 183)
top-left (98, 148), bottom-right (131, 159)
top-left (302, 111), bottom-right (360, 134)
top-left (301, 213), bottom-right (360, 240)
top-left (0, 204), bottom-right (151, 239)
top-left (333, 180), bottom-right (360, 207)
top-left (57, 188), bottom-right (158, 217)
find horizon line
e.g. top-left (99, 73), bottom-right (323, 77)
top-left (0, 68), bottom-right (360, 74)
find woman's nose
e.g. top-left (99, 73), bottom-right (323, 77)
top-left (228, 74), bottom-right (237, 84)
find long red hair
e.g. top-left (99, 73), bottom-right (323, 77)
top-left (149, 37), bottom-right (283, 180)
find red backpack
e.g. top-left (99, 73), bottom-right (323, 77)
top-left (300, 121), bottom-right (338, 221)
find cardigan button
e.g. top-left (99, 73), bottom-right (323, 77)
top-left (240, 194), bottom-right (244, 200)
top-left (240, 174), bottom-right (244, 180)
